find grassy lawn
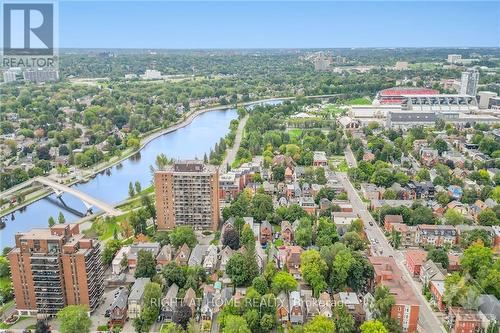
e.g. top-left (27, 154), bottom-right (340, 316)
top-left (347, 97), bottom-right (372, 105)
top-left (324, 104), bottom-right (345, 115)
top-left (288, 128), bottom-right (303, 140)
top-left (408, 62), bottom-right (441, 70)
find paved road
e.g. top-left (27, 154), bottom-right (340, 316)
top-left (344, 145), bottom-right (358, 168)
top-left (336, 172), bottom-right (446, 333)
top-left (221, 114), bottom-right (249, 173)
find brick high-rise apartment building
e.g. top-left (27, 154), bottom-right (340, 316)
top-left (155, 160), bottom-right (220, 231)
top-left (8, 224), bottom-right (104, 316)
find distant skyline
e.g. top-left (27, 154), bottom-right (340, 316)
top-left (59, 1), bottom-right (500, 49)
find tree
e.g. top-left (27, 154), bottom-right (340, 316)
top-left (444, 208), bottom-right (467, 226)
top-left (348, 219), bottom-right (363, 233)
top-left (226, 250), bottom-right (258, 286)
top-left (330, 249), bottom-right (355, 292)
top-left (57, 305), bottom-right (91, 333)
top-left (140, 282), bottom-right (163, 329)
top-left (135, 181), bottom-right (142, 194)
top-left (222, 228), bottom-right (240, 250)
top-left (304, 315), bottom-right (335, 333)
top-left (389, 229), bottom-right (401, 249)
top-left (169, 226), bottom-right (197, 248)
top-left (252, 276), bottom-right (268, 295)
top-left (415, 169), bottom-right (430, 181)
top-left (301, 250), bottom-right (328, 297)
top-left (58, 212), bottom-right (66, 224)
top-left (432, 138), bottom-right (448, 155)
top-left (409, 206), bottom-right (435, 225)
top-left (223, 315), bottom-right (251, 333)
top-left (272, 166), bottom-right (285, 182)
top-left (271, 271), bottom-right (298, 294)
top-left (461, 243), bottom-right (493, 279)
top-left (173, 304), bottom-right (192, 329)
top-left (477, 209), bottom-right (499, 226)
top-left (260, 313), bottom-right (275, 331)
top-left (135, 249), bottom-right (156, 278)
top-left (161, 323), bottom-right (183, 333)
top-left (162, 262), bottom-right (186, 287)
top-left (48, 216), bottom-right (55, 227)
top-left (436, 191), bottom-right (451, 206)
top-left (35, 320), bottom-right (51, 333)
top-left (427, 248), bottom-right (449, 269)
top-left (240, 224), bottom-right (255, 248)
top-left (251, 193), bottom-right (273, 222)
top-left (128, 181), bottom-right (135, 197)
top-left (461, 229), bottom-right (492, 248)
top-left (101, 239), bottom-right (122, 265)
top-left (342, 231), bottom-right (366, 251)
top-left (333, 304), bottom-right (355, 333)
top-left (243, 309), bottom-right (260, 332)
top-left (360, 320), bottom-right (389, 333)
top-left (372, 286), bottom-right (395, 319)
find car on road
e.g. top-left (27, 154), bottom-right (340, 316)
top-left (369, 221), bottom-right (373, 226)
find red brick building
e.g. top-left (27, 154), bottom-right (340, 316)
top-left (369, 256), bottom-right (420, 333)
top-left (8, 225), bottom-right (104, 316)
top-left (405, 250), bottom-right (427, 276)
top-left (447, 307), bottom-right (482, 333)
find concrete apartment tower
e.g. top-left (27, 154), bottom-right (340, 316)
top-left (8, 224), bottom-right (104, 316)
top-left (155, 160), bottom-right (220, 231)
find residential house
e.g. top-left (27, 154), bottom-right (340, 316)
top-left (333, 292), bottom-right (366, 326)
top-left (405, 250), bottom-right (428, 276)
top-left (289, 291), bottom-right (304, 324)
top-left (420, 148), bottom-right (439, 167)
top-left (219, 246), bottom-right (234, 272)
top-left (429, 280), bottom-right (446, 311)
top-left (108, 289), bottom-right (128, 326)
top-left (363, 151), bottom-right (376, 162)
top-left (156, 245), bottom-right (174, 267)
top-left (183, 288), bottom-right (197, 318)
top-left (361, 183), bottom-right (382, 200)
top-left (161, 283), bottom-right (179, 322)
top-left (299, 197), bottom-right (317, 215)
top-left (332, 211), bottom-right (358, 236)
top-left (112, 246), bottom-right (130, 275)
top-left (201, 285), bottom-right (215, 321)
top-left (281, 220), bottom-right (294, 243)
top-left (128, 278), bottom-right (150, 319)
top-left (387, 223), bottom-right (416, 248)
top-left (175, 243), bottom-right (191, 266)
top-left (384, 215), bottom-right (404, 231)
top-left (420, 260), bottom-right (446, 286)
top-left (447, 307), bottom-right (482, 333)
top-left (127, 242), bottom-right (161, 269)
top-left (277, 246), bottom-right (303, 279)
top-left (260, 221), bottom-right (273, 245)
top-left (188, 244), bottom-right (208, 267)
top-left (313, 151), bottom-right (328, 166)
top-left (318, 292), bottom-right (333, 318)
top-left (276, 291), bottom-right (290, 324)
top-left (303, 291), bottom-right (320, 320)
top-left (203, 245), bottom-right (218, 274)
top-left (448, 185), bottom-right (463, 200)
top-left (446, 201), bottom-right (468, 215)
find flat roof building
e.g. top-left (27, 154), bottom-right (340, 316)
top-left (155, 161), bottom-right (220, 231)
top-left (8, 224), bottom-right (104, 316)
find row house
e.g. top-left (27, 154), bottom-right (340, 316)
top-left (429, 280), bottom-right (446, 311)
top-left (420, 259), bottom-right (446, 286)
top-left (405, 249), bottom-right (428, 276)
top-left (313, 151), bottom-right (328, 166)
top-left (281, 220), bottom-right (294, 243)
top-left (361, 183), bottom-right (383, 201)
top-left (420, 147), bottom-right (439, 167)
top-left (415, 224), bottom-right (457, 247)
top-left (276, 246), bottom-right (303, 279)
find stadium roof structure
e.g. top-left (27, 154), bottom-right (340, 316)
top-left (376, 87), bottom-right (439, 105)
top-left (401, 94), bottom-right (478, 111)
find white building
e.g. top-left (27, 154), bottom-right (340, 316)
top-left (3, 70), bottom-right (17, 83)
top-left (142, 69), bottom-right (162, 80)
top-left (23, 69), bottom-right (59, 83)
top-left (478, 91), bottom-right (498, 109)
top-left (460, 68), bottom-right (479, 96)
top-left (447, 54), bottom-right (462, 64)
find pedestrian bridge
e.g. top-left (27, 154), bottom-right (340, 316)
top-left (1, 177), bottom-right (122, 217)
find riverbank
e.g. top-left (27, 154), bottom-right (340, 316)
top-left (0, 94), bottom-right (337, 219)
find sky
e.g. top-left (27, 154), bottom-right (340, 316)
top-left (58, 1), bottom-right (500, 49)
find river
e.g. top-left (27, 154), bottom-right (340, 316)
top-left (0, 100), bottom-right (281, 248)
